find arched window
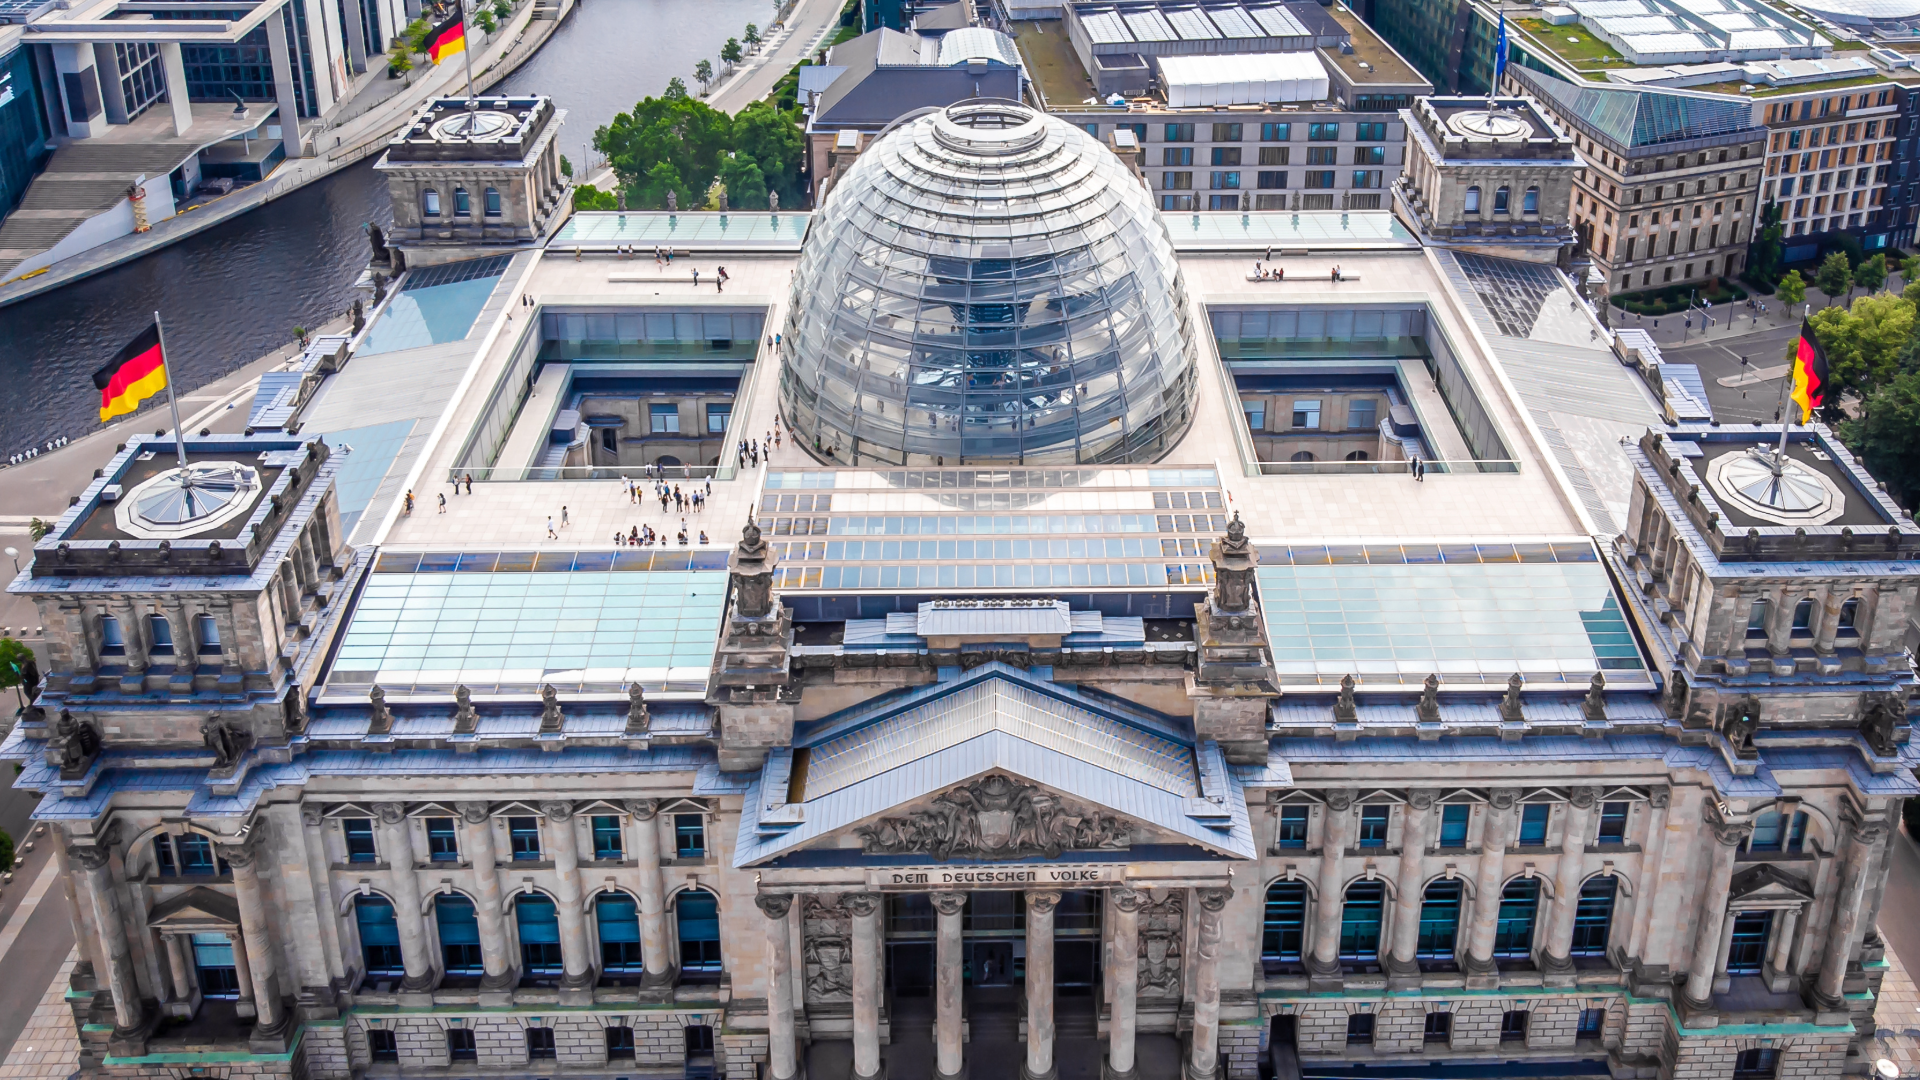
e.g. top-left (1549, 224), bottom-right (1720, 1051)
top-left (356, 895), bottom-right (405, 977)
top-left (517, 893), bottom-right (563, 977)
top-left (153, 833), bottom-right (224, 877)
top-left (423, 188), bottom-right (441, 216)
top-left (677, 889), bottom-right (722, 974)
top-left (147, 614), bottom-right (173, 656)
top-left (194, 614), bottom-right (221, 655)
top-left (1345, 450), bottom-right (1369, 461)
top-left (485, 186), bottom-right (502, 217)
top-left (1417, 880), bottom-right (1463, 961)
top-left (1290, 451), bottom-right (1315, 463)
top-left (1523, 186), bottom-right (1540, 213)
top-left (1746, 598), bottom-right (1770, 638)
top-left (453, 187), bottom-right (471, 216)
top-left (1493, 879), bottom-right (1540, 960)
top-left (1838, 598), bottom-right (1860, 634)
top-left (598, 893), bottom-right (643, 975)
top-left (1791, 597), bottom-right (1815, 632)
top-left (1570, 877), bottom-right (1616, 957)
top-left (1494, 186), bottom-right (1511, 213)
top-left (1464, 186), bottom-right (1481, 213)
top-left (1262, 881), bottom-right (1308, 962)
top-left (1748, 809), bottom-right (1809, 853)
top-left (436, 893), bottom-right (483, 975)
top-left (1339, 881), bottom-right (1386, 962)
top-left (99, 614), bottom-right (125, 656)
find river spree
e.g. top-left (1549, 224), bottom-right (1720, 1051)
top-left (0, 0), bottom-right (766, 460)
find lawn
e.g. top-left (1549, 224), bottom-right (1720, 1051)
top-left (1517, 18), bottom-right (1629, 69)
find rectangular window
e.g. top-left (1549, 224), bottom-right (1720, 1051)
top-left (1306, 146), bottom-right (1338, 166)
top-left (1423, 1012), bottom-right (1451, 1044)
top-left (1416, 880), bottom-right (1462, 959)
top-left (1212, 122), bottom-right (1242, 142)
top-left (1304, 171), bottom-right (1336, 189)
top-left (592, 815), bottom-right (624, 860)
top-left (1355, 122), bottom-right (1387, 141)
top-left (1209, 171), bottom-right (1240, 190)
top-left (1207, 147), bottom-right (1239, 170)
top-left (1438, 804), bottom-right (1470, 849)
top-left (485, 187), bottom-right (502, 217)
top-left (1338, 882), bottom-right (1385, 961)
top-left (1256, 171), bottom-right (1288, 189)
top-left (1500, 1010), bottom-right (1528, 1043)
top-left (1735, 1048), bottom-right (1780, 1079)
top-left (425, 818), bottom-right (459, 862)
top-left (1358, 805), bottom-right (1390, 848)
top-left (1243, 399), bottom-right (1266, 431)
top-left (1346, 399), bottom-right (1377, 430)
top-left (1291, 400), bottom-right (1321, 429)
top-left (675, 813), bottom-right (707, 858)
top-left (1354, 145), bottom-right (1385, 165)
top-left (1308, 122), bottom-right (1340, 141)
top-left (1161, 146), bottom-right (1192, 167)
top-left (1165, 123), bottom-right (1194, 142)
top-left (606, 1027), bottom-right (636, 1061)
top-left (706, 402), bottom-right (731, 434)
top-left (1275, 805), bottom-right (1309, 848)
top-left (178, 834), bottom-right (220, 875)
top-left (195, 614), bottom-right (221, 654)
top-left (1258, 145), bottom-right (1289, 166)
top-left (447, 1029), bottom-right (477, 1062)
top-left (1262, 122), bottom-right (1291, 141)
top-left (153, 836), bottom-right (178, 877)
top-left (343, 818), bottom-right (377, 863)
top-left (1263, 884), bottom-right (1306, 961)
top-left (526, 1027), bottom-right (556, 1060)
top-left (1577, 1008), bottom-right (1605, 1040)
top-left (1597, 802), bottom-right (1628, 844)
top-left (1352, 170), bottom-right (1382, 189)
top-left (1517, 804), bottom-right (1550, 846)
top-left (649, 403), bottom-right (680, 434)
top-left (1346, 1014), bottom-right (1374, 1045)
top-left (1160, 194), bottom-right (1194, 211)
top-left (1162, 171), bottom-right (1193, 190)
top-left (147, 615), bottom-right (173, 656)
top-left (508, 816), bottom-right (541, 860)
top-left (369, 1030), bottom-right (398, 1063)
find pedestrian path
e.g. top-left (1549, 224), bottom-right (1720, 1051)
top-left (0, 952), bottom-right (76, 1080)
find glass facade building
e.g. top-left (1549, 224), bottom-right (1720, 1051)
top-left (778, 101), bottom-right (1198, 467)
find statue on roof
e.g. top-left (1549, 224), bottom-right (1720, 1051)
top-left (1500, 673), bottom-right (1525, 725)
top-left (540, 683), bottom-right (564, 733)
top-left (626, 682), bottom-right (651, 736)
top-left (453, 684), bottom-right (478, 734)
top-left (1416, 673), bottom-right (1441, 724)
top-left (1582, 672), bottom-right (1608, 725)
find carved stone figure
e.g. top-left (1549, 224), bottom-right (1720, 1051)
top-left (368, 685), bottom-right (393, 734)
top-left (1416, 673), bottom-right (1441, 724)
top-left (803, 895), bottom-right (853, 1002)
top-left (48, 709), bottom-right (98, 775)
top-left (1582, 672), bottom-right (1608, 725)
top-left (1721, 697), bottom-right (1760, 758)
top-left (1334, 674), bottom-right (1358, 724)
top-left (201, 715), bottom-right (246, 768)
top-left (1663, 668), bottom-right (1689, 720)
top-left (365, 222), bottom-right (391, 266)
top-left (452, 684), bottom-right (477, 734)
top-left (1500, 673), bottom-right (1525, 724)
top-left (282, 686), bottom-right (307, 734)
top-left (854, 774), bottom-right (1130, 861)
top-left (540, 683), bottom-right (564, 732)
top-left (616, 189), bottom-right (626, 213)
top-left (1137, 893), bottom-right (1184, 997)
top-left (351, 298), bottom-right (366, 334)
top-left (730, 521), bottom-right (778, 618)
top-left (626, 683), bottom-right (651, 736)
top-left (1860, 692), bottom-right (1910, 757)
top-left (1210, 513), bottom-right (1258, 612)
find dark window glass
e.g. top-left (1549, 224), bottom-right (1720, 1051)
top-left (1596, 802), bottom-right (1628, 844)
top-left (1162, 147), bottom-right (1192, 166)
top-left (509, 816), bottom-right (541, 860)
top-left (447, 1029), bottom-right (477, 1061)
top-left (707, 403), bottom-right (732, 434)
top-left (599, 894), bottom-right (644, 972)
top-left (678, 890), bottom-right (723, 972)
top-left (1734, 1048), bottom-right (1780, 1078)
top-left (1438, 804), bottom-right (1470, 848)
top-left (1787, 812), bottom-right (1808, 853)
top-left (592, 815), bottom-right (624, 860)
top-left (147, 614), bottom-right (174, 656)
top-left (606, 1026), bottom-right (636, 1060)
top-left (1339, 881), bottom-right (1385, 961)
top-left (676, 814), bottom-right (707, 858)
top-left (1275, 805), bottom-right (1309, 848)
top-left (343, 818), bottom-right (377, 863)
top-left (356, 896), bottom-right (405, 977)
top-left (1571, 877), bottom-right (1616, 956)
top-left (1493, 879), bottom-right (1540, 960)
top-left (1261, 122), bottom-right (1290, 141)
top-left (1417, 880), bottom-right (1462, 960)
top-left (1500, 1010), bottom-right (1528, 1043)
top-left (1308, 122), bottom-right (1340, 140)
top-left (1263, 881), bottom-right (1307, 962)
top-left (153, 836), bottom-right (178, 877)
top-left (426, 818), bottom-right (459, 862)
top-left (177, 833), bottom-right (219, 875)
top-left (1165, 123), bottom-right (1194, 142)
top-left (686, 1024), bottom-right (716, 1055)
top-left (369, 1030), bottom-right (398, 1062)
top-left (1749, 810), bottom-right (1785, 852)
top-left (1517, 804), bottom-right (1550, 846)
top-left (436, 894), bottom-right (484, 975)
top-left (100, 615), bottom-right (125, 655)
top-left (192, 933), bottom-right (240, 997)
top-left (484, 187), bottom-right (502, 217)
top-left (1355, 122), bottom-right (1387, 141)
top-left (1358, 805), bottom-right (1390, 848)
top-left (1256, 170), bottom-right (1287, 189)
top-left (1346, 1014), bottom-right (1374, 1044)
top-left (453, 187), bottom-right (471, 216)
top-left (1727, 911), bottom-right (1772, 974)
top-left (1423, 1012), bottom-right (1451, 1043)
top-left (1577, 1008), bottom-right (1605, 1040)
top-left (517, 894), bottom-right (564, 976)
top-left (526, 1027), bottom-right (556, 1060)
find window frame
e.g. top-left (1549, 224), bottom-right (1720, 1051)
top-left (343, 818), bottom-right (378, 864)
top-left (508, 816), bottom-right (542, 861)
top-left (1493, 879), bottom-right (1540, 960)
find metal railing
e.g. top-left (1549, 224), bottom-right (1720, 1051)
top-left (1254, 459), bottom-right (1520, 476)
top-left (446, 464), bottom-right (725, 483)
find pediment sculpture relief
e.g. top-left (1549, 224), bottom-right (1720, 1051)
top-left (854, 774), bottom-right (1131, 862)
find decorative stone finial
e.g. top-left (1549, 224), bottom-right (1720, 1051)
top-left (1582, 672), bottom-right (1607, 725)
top-left (626, 683), bottom-right (651, 736)
top-left (1333, 674), bottom-right (1358, 724)
top-left (1416, 674), bottom-right (1441, 724)
top-left (539, 683), bottom-right (564, 733)
top-left (367, 685), bottom-right (393, 734)
top-left (1500, 673), bottom-right (1525, 724)
top-left (729, 519), bottom-right (779, 618)
top-left (452, 685), bottom-right (477, 734)
top-left (1209, 512), bottom-right (1258, 613)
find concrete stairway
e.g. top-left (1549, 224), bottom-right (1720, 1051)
top-left (0, 140), bottom-right (202, 278)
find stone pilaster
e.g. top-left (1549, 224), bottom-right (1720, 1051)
top-left (223, 839), bottom-right (292, 1050)
top-left (1185, 887), bottom-right (1230, 1080)
top-left (846, 892), bottom-right (885, 1080)
top-left (1811, 803), bottom-right (1886, 1015)
top-left (1541, 788), bottom-right (1595, 985)
top-left (1464, 788), bottom-right (1517, 988)
top-left (70, 840), bottom-right (149, 1054)
top-left (1683, 802), bottom-right (1749, 1014)
top-left (1387, 791), bottom-right (1436, 988)
top-left (542, 801), bottom-right (594, 1000)
top-left (1308, 790), bottom-right (1354, 991)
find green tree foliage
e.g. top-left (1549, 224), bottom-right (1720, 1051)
top-left (0, 831), bottom-right (14, 874)
top-left (560, 154), bottom-right (573, 178)
top-left (1810, 292), bottom-right (1916, 397)
top-left (1855, 252), bottom-right (1888, 295)
top-left (721, 38), bottom-right (743, 69)
top-left (0, 637), bottom-right (33, 706)
top-left (1816, 251), bottom-right (1854, 304)
top-left (664, 76), bottom-right (689, 100)
top-left (1777, 270), bottom-right (1806, 307)
top-left (1747, 202), bottom-right (1784, 284)
top-left (388, 43), bottom-right (414, 76)
top-left (573, 184), bottom-right (619, 210)
top-left (745, 22), bottom-right (760, 45)
top-left (595, 96), bottom-right (802, 210)
top-left (475, 8), bottom-right (497, 33)
top-left (694, 59), bottom-right (714, 93)
top-left (1905, 280), bottom-right (1920, 307)
top-left (1841, 368), bottom-right (1920, 505)
top-left (1903, 255), bottom-right (1920, 285)
top-left (492, 0), bottom-right (511, 17)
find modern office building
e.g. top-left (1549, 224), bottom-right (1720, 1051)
top-left (7, 97), bottom-right (1917, 1080)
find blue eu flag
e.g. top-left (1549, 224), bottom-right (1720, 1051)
top-left (1495, 10), bottom-right (1509, 86)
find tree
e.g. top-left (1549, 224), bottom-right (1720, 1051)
top-left (1903, 254), bottom-right (1920, 286)
top-left (1810, 292), bottom-right (1917, 398)
top-left (1747, 202), bottom-right (1784, 284)
top-left (492, 0), bottom-right (510, 17)
top-left (664, 76), bottom-right (689, 100)
top-left (721, 37), bottom-right (743, 71)
top-left (718, 154), bottom-right (767, 209)
top-left (745, 22), bottom-right (760, 45)
top-left (0, 637), bottom-right (33, 708)
top-left (560, 154), bottom-right (573, 178)
top-left (475, 8), bottom-right (496, 33)
top-left (1841, 367), bottom-right (1920, 504)
top-left (387, 43), bottom-right (414, 77)
top-left (1778, 269), bottom-right (1806, 307)
top-left (694, 59), bottom-right (714, 93)
top-left (595, 91), bottom-right (804, 211)
top-left (26, 518), bottom-right (49, 542)
top-left (1905, 280), bottom-right (1920, 307)
top-left (637, 160), bottom-right (690, 211)
top-left (1855, 252), bottom-right (1888, 295)
top-left (1816, 252), bottom-right (1853, 305)
top-left (573, 184), bottom-right (618, 210)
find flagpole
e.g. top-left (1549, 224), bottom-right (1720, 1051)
top-left (151, 310), bottom-right (189, 473)
top-left (460, 0), bottom-right (476, 102)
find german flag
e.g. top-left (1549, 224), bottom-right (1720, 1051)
top-left (425, 12), bottom-right (465, 64)
top-left (93, 322), bottom-right (167, 423)
top-left (1788, 319), bottom-right (1830, 424)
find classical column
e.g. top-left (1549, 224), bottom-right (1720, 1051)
top-left (300, 806), bottom-right (347, 985)
top-left (846, 892), bottom-right (885, 1080)
top-left (375, 804), bottom-right (435, 992)
top-left (1024, 891), bottom-right (1060, 1080)
top-left (1683, 805), bottom-right (1749, 1009)
top-left (1308, 790), bottom-right (1355, 986)
top-left (1106, 888), bottom-right (1143, 1080)
top-left (1464, 789), bottom-right (1518, 984)
top-left (1813, 806), bottom-right (1887, 1010)
top-left (212, 599), bottom-right (242, 675)
top-left (1186, 887), bottom-right (1231, 1080)
top-left (625, 800), bottom-right (673, 985)
top-left (758, 895), bottom-right (798, 1080)
top-left (933, 891), bottom-right (967, 1079)
top-left (70, 842), bottom-right (146, 1034)
top-left (1767, 906), bottom-right (1800, 990)
top-left (1626, 788), bottom-right (1672, 967)
top-left (457, 802), bottom-right (515, 991)
top-left (1542, 789), bottom-right (1597, 981)
top-left (164, 934), bottom-right (198, 1017)
top-left (115, 599), bottom-right (150, 676)
top-left (223, 841), bottom-right (288, 1038)
top-left (1388, 791), bottom-right (1436, 986)
top-left (230, 929), bottom-right (257, 1018)
top-left (541, 801), bottom-right (594, 992)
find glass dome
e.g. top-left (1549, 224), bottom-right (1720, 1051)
top-left (778, 99), bottom-right (1198, 467)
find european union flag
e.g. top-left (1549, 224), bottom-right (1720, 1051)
top-left (1495, 10), bottom-right (1509, 86)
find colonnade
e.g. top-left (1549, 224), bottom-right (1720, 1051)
top-left (755, 885), bottom-right (1234, 1080)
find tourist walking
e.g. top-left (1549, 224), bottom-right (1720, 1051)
top-left (547, 516), bottom-right (558, 539)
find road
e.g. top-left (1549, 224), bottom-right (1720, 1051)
top-left (708, 0), bottom-right (848, 114)
top-left (1881, 822), bottom-right (1920, 991)
top-left (1650, 322), bottom-right (1808, 425)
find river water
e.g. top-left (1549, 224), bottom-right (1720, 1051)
top-left (0, 0), bottom-right (767, 460)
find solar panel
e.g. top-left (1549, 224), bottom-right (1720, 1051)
top-left (1207, 6), bottom-right (1263, 37)
top-left (1165, 6), bottom-right (1222, 38)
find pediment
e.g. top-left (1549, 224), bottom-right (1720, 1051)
top-left (1728, 863), bottom-right (1815, 902)
top-left (147, 886), bottom-right (241, 929)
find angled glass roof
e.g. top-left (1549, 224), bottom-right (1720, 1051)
top-left (551, 212), bottom-right (812, 249)
top-left (800, 676), bottom-right (1198, 800)
top-left (1257, 551), bottom-right (1648, 689)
